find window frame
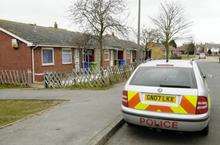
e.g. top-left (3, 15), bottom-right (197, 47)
top-left (62, 48), bottom-right (73, 65)
top-left (41, 48), bottom-right (55, 66)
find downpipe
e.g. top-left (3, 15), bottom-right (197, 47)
top-left (31, 45), bottom-right (39, 83)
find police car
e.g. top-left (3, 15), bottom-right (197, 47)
top-left (122, 60), bottom-right (210, 135)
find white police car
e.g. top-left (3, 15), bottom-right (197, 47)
top-left (122, 60), bottom-right (210, 135)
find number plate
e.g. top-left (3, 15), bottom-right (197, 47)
top-left (144, 94), bottom-right (176, 103)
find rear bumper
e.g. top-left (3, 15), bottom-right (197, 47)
top-left (122, 106), bottom-right (209, 132)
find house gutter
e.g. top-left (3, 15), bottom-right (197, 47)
top-left (37, 44), bottom-right (77, 48)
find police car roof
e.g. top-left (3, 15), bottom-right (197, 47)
top-left (140, 60), bottom-right (194, 68)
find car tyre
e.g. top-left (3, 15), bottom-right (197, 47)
top-left (126, 121), bottom-right (135, 127)
top-left (200, 125), bottom-right (209, 136)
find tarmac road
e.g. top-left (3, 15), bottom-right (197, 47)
top-left (106, 61), bottom-right (220, 145)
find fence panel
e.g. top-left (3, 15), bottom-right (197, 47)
top-left (0, 69), bottom-right (32, 87)
top-left (44, 63), bottom-right (139, 89)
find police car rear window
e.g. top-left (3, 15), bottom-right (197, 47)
top-left (129, 67), bottom-right (197, 89)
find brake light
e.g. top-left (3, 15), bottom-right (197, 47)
top-left (122, 90), bottom-right (128, 107)
top-left (196, 96), bottom-right (208, 114)
top-left (156, 64), bottom-right (174, 67)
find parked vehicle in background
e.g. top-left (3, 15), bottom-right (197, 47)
top-left (199, 53), bottom-right (206, 59)
top-left (122, 60), bottom-right (211, 135)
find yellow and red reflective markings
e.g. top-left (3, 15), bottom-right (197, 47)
top-left (127, 91), bottom-right (197, 115)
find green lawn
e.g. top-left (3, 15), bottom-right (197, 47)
top-left (181, 55), bottom-right (197, 60)
top-left (0, 100), bottom-right (63, 127)
top-left (0, 84), bottom-right (27, 89)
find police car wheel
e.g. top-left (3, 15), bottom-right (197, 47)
top-left (200, 125), bottom-right (209, 136)
top-left (126, 121), bottom-right (135, 127)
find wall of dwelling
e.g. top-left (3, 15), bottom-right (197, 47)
top-left (93, 48), bottom-right (137, 67)
top-left (94, 48), bottom-right (101, 68)
top-left (147, 43), bottom-right (164, 60)
top-left (109, 50), bottom-right (114, 67)
top-left (103, 49), bottom-right (128, 67)
top-left (151, 47), bottom-right (164, 59)
top-left (0, 31), bottom-right (32, 70)
top-left (34, 47), bottom-right (75, 82)
top-left (94, 48), bottom-right (112, 68)
top-left (124, 50), bottom-right (133, 64)
top-left (102, 49), bottom-right (110, 68)
top-left (123, 49), bottom-right (137, 65)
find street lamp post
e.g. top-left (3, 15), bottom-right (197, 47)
top-left (137, 0), bottom-right (142, 62)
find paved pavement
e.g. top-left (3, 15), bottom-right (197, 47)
top-left (106, 61), bottom-right (220, 145)
top-left (0, 83), bottom-right (124, 145)
top-left (205, 56), bottom-right (220, 62)
top-left (0, 88), bottom-right (101, 100)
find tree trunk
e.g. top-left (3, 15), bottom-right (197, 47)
top-left (165, 33), bottom-right (170, 62)
top-left (165, 41), bottom-right (169, 62)
top-left (98, 36), bottom-right (104, 67)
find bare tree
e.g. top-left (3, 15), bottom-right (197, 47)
top-left (69, 0), bottom-right (128, 67)
top-left (73, 33), bottom-right (94, 50)
top-left (185, 42), bottom-right (196, 57)
top-left (141, 27), bottom-right (161, 49)
top-left (151, 1), bottom-right (192, 62)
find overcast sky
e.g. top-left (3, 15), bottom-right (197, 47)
top-left (0, 0), bottom-right (219, 45)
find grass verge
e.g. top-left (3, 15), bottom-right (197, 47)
top-left (67, 83), bottom-right (114, 90)
top-left (181, 55), bottom-right (197, 60)
top-left (66, 79), bottom-right (125, 90)
top-left (0, 84), bottom-right (28, 89)
top-left (0, 100), bottom-right (64, 127)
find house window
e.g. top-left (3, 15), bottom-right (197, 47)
top-left (104, 50), bottom-right (110, 61)
top-left (62, 48), bottom-right (72, 64)
top-left (42, 48), bottom-right (54, 66)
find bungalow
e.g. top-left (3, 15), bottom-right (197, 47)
top-left (145, 42), bottom-right (165, 60)
top-left (205, 43), bottom-right (220, 56)
top-left (102, 34), bottom-right (137, 67)
top-left (0, 19), bottom-right (138, 82)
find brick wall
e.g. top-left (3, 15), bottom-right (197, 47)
top-left (126, 50), bottom-right (131, 64)
top-left (94, 48), bottom-right (111, 68)
top-left (0, 31), bottom-right (32, 70)
top-left (0, 31), bottom-right (94, 82)
top-left (34, 47), bottom-right (74, 82)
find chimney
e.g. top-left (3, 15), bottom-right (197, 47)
top-left (30, 24), bottom-right (37, 33)
top-left (54, 22), bottom-right (58, 29)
